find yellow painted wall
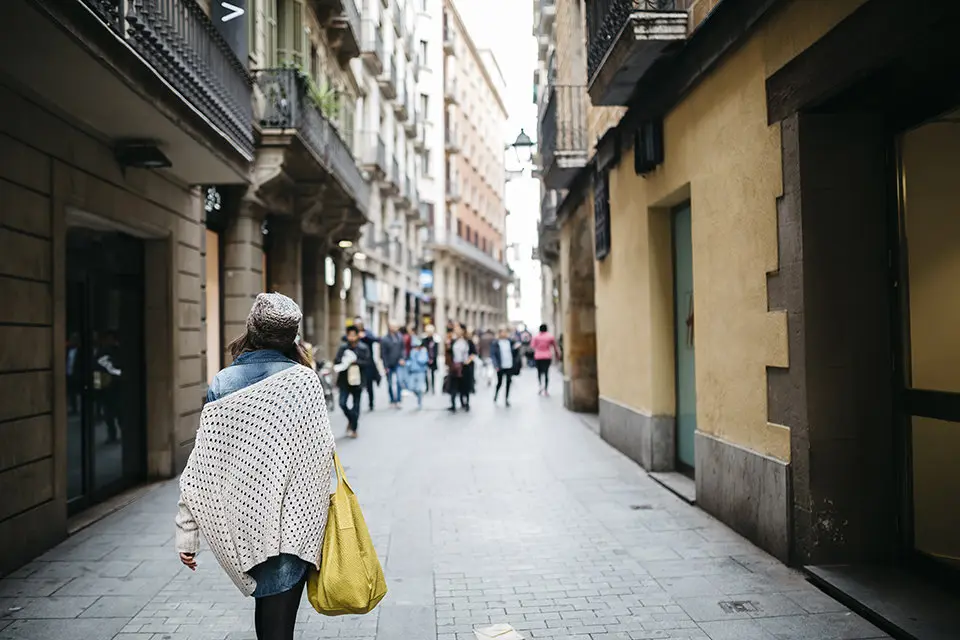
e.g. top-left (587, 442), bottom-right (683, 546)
top-left (594, 0), bottom-right (867, 462)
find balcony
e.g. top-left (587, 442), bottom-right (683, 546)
top-left (323, 0), bottom-right (361, 66)
top-left (395, 82), bottom-right (410, 121)
top-left (540, 0), bottom-right (557, 34)
top-left (358, 131), bottom-right (387, 177)
top-left (444, 236), bottom-right (512, 278)
top-left (414, 120), bottom-right (428, 152)
top-left (0, 0), bottom-right (254, 183)
top-left (539, 84), bottom-right (588, 190)
top-left (537, 195), bottom-right (560, 264)
top-left (394, 170), bottom-right (412, 210)
top-left (381, 156), bottom-right (400, 195)
top-left (445, 126), bottom-right (461, 154)
top-left (257, 69), bottom-right (369, 215)
top-left (443, 20), bottom-right (457, 55)
top-left (586, 0), bottom-right (690, 106)
top-left (445, 180), bottom-right (461, 203)
top-left (378, 57), bottom-right (398, 99)
top-left (404, 104), bottom-right (417, 136)
top-left (360, 20), bottom-right (384, 75)
top-left (444, 78), bottom-right (459, 105)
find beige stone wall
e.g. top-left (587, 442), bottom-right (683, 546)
top-left (593, 0), bottom-right (868, 462)
top-left (0, 82), bottom-right (203, 574)
top-left (446, 0), bottom-right (508, 259)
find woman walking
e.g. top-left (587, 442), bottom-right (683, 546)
top-left (175, 293), bottom-right (335, 640)
top-left (405, 337), bottom-right (430, 409)
top-left (531, 323), bottom-right (561, 396)
top-left (446, 323), bottom-right (476, 412)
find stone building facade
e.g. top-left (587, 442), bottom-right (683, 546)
top-left (538, 0), bottom-right (960, 629)
top-left (426, 0), bottom-right (510, 335)
top-left (0, 0), bottom-right (369, 574)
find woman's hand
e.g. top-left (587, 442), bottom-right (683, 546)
top-left (179, 552), bottom-right (197, 571)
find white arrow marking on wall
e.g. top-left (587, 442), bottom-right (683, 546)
top-left (220, 2), bottom-right (245, 22)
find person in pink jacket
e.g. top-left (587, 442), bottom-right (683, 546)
top-left (530, 324), bottom-right (562, 396)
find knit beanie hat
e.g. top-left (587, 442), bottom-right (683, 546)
top-left (246, 292), bottom-right (301, 348)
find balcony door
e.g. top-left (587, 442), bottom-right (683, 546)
top-left (672, 203), bottom-right (697, 470)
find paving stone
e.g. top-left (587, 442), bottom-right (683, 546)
top-left (0, 595), bottom-right (95, 618)
top-left (0, 617), bottom-right (126, 640)
top-left (79, 594), bottom-right (152, 618)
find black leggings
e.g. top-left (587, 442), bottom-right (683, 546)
top-left (495, 371), bottom-right (513, 399)
top-left (536, 359), bottom-right (551, 389)
top-left (254, 577), bottom-right (306, 640)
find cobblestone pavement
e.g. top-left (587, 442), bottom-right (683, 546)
top-left (0, 369), bottom-right (889, 640)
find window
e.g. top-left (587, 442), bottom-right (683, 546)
top-left (265, 0), bottom-right (277, 66)
top-left (420, 93), bottom-right (429, 116)
top-left (247, 0), bottom-right (258, 64)
top-left (594, 169), bottom-right (611, 260)
top-left (465, 224), bottom-right (471, 241)
top-left (422, 149), bottom-right (431, 176)
top-left (419, 41), bottom-right (428, 64)
top-left (421, 0), bottom-right (427, 11)
top-left (277, 0), bottom-right (305, 65)
top-left (457, 220), bottom-right (463, 237)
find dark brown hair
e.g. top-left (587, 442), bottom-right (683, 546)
top-left (227, 329), bottom-right (312, 368)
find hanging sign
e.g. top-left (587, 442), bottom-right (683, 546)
top-left (213, 0), bottom-right (248, 64)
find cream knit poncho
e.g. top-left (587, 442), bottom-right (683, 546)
top-left (175, 365), bottom-right (335, 596)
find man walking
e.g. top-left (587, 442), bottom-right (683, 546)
top-left (380, 321), bottom-right (405, 409)
top-left (492, 326), bottom-right (520, 407)
top-left (352, 317), bottom-right (380, 411)
top-left (335, 325), bottom-right (372, 438)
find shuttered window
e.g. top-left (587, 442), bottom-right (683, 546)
top-left (277, 0), bottom-right (305, 66)
top-left (594, 169), bottom-right (611, 261)
top-left (265, 0), bottom-right (277, 67)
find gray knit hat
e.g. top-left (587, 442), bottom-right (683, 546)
top-left (246, 292), bottom-right (301, 348)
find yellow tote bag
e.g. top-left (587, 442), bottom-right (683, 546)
top-left (308, 452), bottom-right (387, 616)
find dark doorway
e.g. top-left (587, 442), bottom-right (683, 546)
top-left (66, 227), bottom-right (146, 514)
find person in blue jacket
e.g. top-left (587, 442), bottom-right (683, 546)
top-left (404, 337), bottom-right (430, 410)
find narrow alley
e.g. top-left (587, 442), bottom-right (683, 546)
top-left (0, 374), bottom-right (887, 640)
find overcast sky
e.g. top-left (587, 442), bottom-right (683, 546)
top-left (456, 0), bottom-right (543, 326)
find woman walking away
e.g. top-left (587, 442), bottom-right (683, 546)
top-left (461, 325), bottom-right (478, 410)
top-left (446, 323), bottom-right (474, 413)
top-left (176, 293), bottom-right (335, 640)
top-left (491, 326), bottom-right (521, 407)
top-left (405, 337), bottom-right (429, 409)
top-left (531, 323), bottom-right (561, 396)
top-left (424, 324), bottom-right (439, 394)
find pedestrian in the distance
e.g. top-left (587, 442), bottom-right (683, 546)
top-left (335, 325), bottom-right (372, 438)
top-left (351, 317), bottom-right (380, 411)
top-left (176, 293), bottom-right (335, 640)
top-left (478, 328), bottom-right (496, 388)
top-left (491, 326), bottom-right (521, 407)
top-left (531, 323), bottom-right (561, 396)
top-left (380, 321), bottom-right (405, 409)
top-left (446, 323), bottom-right (474, 413)
top-left (405, 337), bottom-right (429, 410)
top-left (424, 324), bottom-right (439, 394)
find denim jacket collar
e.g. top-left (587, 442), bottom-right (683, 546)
top-left (232, 350), bottom-right (294, 366)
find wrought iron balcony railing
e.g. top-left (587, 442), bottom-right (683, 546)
top-left (539, 84), bottom-right (587, 187)
top-left (585, 0), bottom-right (689, 104)
top-left (258, 69), bottom-right (369, 210)
top-left (81, 0), bottom-right (253, 155)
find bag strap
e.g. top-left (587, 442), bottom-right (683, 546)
top-left (332, 451), bottom-right (354, 495)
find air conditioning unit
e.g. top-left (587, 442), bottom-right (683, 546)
top-left (635, 119), bottom-right (664, 175)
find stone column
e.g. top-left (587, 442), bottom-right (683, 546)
top-left (222, 200), bottom-right (265, 362)
top-left (302, 237), bottom-right (331, 360)
top-left (267, 216), bottom-right (302, 307)
top-left (561, 204), bottom-right (599, 412)
top-left (327, 255), bottom-right (345, 359)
